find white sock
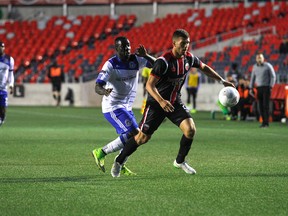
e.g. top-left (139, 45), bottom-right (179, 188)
top-left (102, 137), bottom-right (124, 154)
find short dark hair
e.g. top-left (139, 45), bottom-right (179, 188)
top-left (172, 29), bottom-right (189, 41)
top-left (0, 41), bottom-right (4, 47)
top-left (231, 62), bottom-right (238, 70)
top-left (115, 36), bottom-right (129, 48)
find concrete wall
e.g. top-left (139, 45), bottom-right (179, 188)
top-left (9, 81), bottom-right (103, 107)
top-left (9, 81), bottom-right (223, 112)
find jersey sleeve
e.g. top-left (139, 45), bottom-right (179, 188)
top-left (267, 63), bottom-right (276, 87)
top-left (8, 56), bottom-right (14, 87)
top-left (96, 61), bottom-right (113, 85)
top-left (191, 55), bottom-right (202, 69)
top-left (150, 58), bottom-right (167, 79)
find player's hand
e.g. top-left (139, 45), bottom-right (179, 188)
top-left (160, 100), bottom-right (174, 112)
top-left (104, 88), bottom-right (113, 96)
top-left (9, 86), bottom-right (13, 95)
top-left (135, 44), bottom-right (147, 57)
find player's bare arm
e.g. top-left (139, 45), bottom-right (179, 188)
top-left (95, 83), bottom-right (113, 96)
top-left (200, 63), bottom-right (235, 88)
top-left (146, 75), bottom-right (175, 112)
top-left (135, 44), bottom-right (156, 64)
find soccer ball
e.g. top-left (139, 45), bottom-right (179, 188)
top-left (218, 86), bottom-right (240, 107)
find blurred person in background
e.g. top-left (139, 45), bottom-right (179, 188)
top-left (227, 62), bottom-right (244, 120)
top-left (213, 62), bottom-right (243, 121)
top-left (249, 53), bottom-right (276, 128)
top-left (0, 41), bottom-right (14, 127)
top-left (237, 79), bottom-right (257, 121)
top-left (47, 61), bottom-right (64, 107)
top-left (185, 67), bottom-right (200, 114)
top-left (91, 36), bottom-right (155, 175)
top-left (279, 37), bottom-right (288, 54)
top-left (140, 67), bottom-right (152, 114)
top-left (142, 67), bottom-right (152, 98)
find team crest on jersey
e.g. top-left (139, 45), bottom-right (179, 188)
top-left (185, 63), bottom-right (190, 71)
top-left (125, 119), bottom-right (132, 127)
top-left (129, 62), bottom-right (136, 69)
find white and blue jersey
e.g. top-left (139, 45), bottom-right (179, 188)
top-left (96, 54), bottom-right (148, 113)
top-left (0, 54), bottom-right (14, 107)
top-left (96, 54), bottom-right (149, 136)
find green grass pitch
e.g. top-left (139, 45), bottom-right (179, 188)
top-left (0, 106), bottom-right (287, 216)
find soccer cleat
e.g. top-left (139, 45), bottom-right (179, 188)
top-left (121, 165), bottom-right (137, 176)
top-left (225, 115), bottom-right (231, 121)
top-left (92, 148), bottom-right (106, 173)
top-left (173, 160), bottom-right (196, 174)
top-left (111, 160), bottom-right (122, 178)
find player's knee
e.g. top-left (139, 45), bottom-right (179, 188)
top-left (135, 132), bottom-right (150, 145)
top-left (184, 127), bottom-right (196, 139)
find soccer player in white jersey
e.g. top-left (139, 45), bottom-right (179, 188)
top-left (0, 41), bottom-right (14, 127)
top-left (92, 36), bottom-right (155, 175)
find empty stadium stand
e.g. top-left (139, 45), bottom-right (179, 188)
top-left (0, 1), bottom-right (287, 84)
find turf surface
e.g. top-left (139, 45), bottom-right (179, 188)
top-left (0, 106), bottom-right (287, 216)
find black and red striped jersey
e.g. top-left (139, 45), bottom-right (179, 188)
top-left (148, 51), bottom-right (203, 104)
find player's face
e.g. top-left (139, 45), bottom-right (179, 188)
top-left (116, 39), bottom-right (131, 61)
top-left (256, 54), bottom-right (264, 64)
top-left (173, 37), bottom-right (190, 58)
top-left (0, 44), bottom-right (4, 55)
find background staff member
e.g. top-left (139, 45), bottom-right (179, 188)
top-left (249, 52), bottom-right (276, 128)
top-left (48, 61), bottom-right (64, 107)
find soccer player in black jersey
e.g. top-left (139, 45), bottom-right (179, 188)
top-left (111, 29), bottom-right (235, 177)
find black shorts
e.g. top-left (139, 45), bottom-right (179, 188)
top-left (187, 88), bottom-right (198, 95)
top-left (52, 83), bottom-right (61, 92)
top-left (139, 100), bottom-right (192, 135)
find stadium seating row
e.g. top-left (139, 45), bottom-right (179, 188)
top-left (204, 31), bottom-right (288, 83)
top-left (0, 1), bottom-right (287, 83)
top-left (0, 0), bottom-right (244, 6)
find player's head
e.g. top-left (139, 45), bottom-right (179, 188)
top-left (0, 41), bottom-right (5, 55)
top-left (256, 52), bottom-right (264, 65)
top-left (231, 62), bottom-right (238, 70)
top-left (115, 36), bottom-right (131, 61)
top-left (172, 29), bottom-right (190, 58)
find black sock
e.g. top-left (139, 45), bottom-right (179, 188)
top-left (176, 135), bottom-right (193, 164)
top-left (116, 137), bottom-right (138, 164)
top-left (0, 108), bottom-right (5, 122)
